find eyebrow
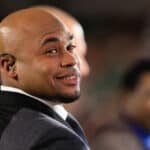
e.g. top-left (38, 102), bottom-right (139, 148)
top-left (41, 37), bottom-right (59, 46)
top-left (41, 34), bottom-right (74, 46)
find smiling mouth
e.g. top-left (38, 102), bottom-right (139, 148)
top-left (56, 73), bottom-right (80, 85)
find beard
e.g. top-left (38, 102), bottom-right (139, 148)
top-left (42, 90), bottom-right (81, 103)
top-left (56, 91), bottom-right (80, 103)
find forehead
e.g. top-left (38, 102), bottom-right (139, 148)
top-left (1, 9), bottom-right (66, 32)
top-left (19, 11), bottom-right (68, 40)
top-left (0, 9), bottom-right (71, 52)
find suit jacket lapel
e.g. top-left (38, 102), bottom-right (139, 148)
top-left (66, 113), bottom-right (88, 144)
top-left (0, 91), bottom-right (70, 128)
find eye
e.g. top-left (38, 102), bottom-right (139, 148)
top-left (46, 48), bottom-right (58, 55)
top-left (66, 44), bottom-right (76, 52)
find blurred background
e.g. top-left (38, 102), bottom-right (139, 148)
top-left (1, 0), bottom-right (150, 145)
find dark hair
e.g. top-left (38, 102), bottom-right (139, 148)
top-left (120, 59), bottom-right (150, 91)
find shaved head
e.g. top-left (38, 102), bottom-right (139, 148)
top-left (0, 8), bottom-right (66, 55)
top-left (0, 7), bottom-right (81, 103)
top-left (36, 6), bottom-right (84, 35)
top-left (0, 8), bottom-right (73, 89)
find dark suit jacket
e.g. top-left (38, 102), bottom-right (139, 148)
top-left (0, 91), bottom-right (89, 150)
top-left (91, 114), bottom-right (145, 150)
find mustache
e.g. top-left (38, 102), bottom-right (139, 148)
top-left (55, 68), bottom-right (80, 79)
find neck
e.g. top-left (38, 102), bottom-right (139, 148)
top-left (0, 85), bottom-right (60, 107)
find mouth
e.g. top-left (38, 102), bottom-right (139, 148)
top-left (55, 72), bottom-right (80, 85)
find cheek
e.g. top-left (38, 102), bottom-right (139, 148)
top-left (37, 62), bottom-right (55, 74)
top-left (17, 63), bottom-right (32, 78)
top-left (17, 61), bottom-right (44, 82)
top-left (35, 62), bottom-right (58, 84)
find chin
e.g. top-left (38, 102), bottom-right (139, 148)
top-left (60, 95), bottom-right (80, 103)
top-left (53, 90), bottom-right (81, 103)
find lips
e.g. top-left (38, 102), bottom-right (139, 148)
top-left (55, 71), bottom-right (80, 85)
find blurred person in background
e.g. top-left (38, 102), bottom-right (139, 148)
top-left (91, 59), bottom-right (150, 150)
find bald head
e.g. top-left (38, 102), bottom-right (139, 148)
top-left (0, 8), bottom-right (66, 55)
top-left (35, 5), bottom-right (90, 78)
top-left (0, 7), bottom-right (73, 88)
top-left (36, 6), bottom-right (84, 34)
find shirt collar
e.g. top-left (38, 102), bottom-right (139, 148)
top-left (0, 85), bottom-right (68, 120)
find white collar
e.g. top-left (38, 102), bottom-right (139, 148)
top-left (0, 85), bottom-right (68, 120)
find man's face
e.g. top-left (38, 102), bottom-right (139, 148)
top-left (35, 7), bottom-right (90, 78)
top-left (9, 10), bottom-right (80, 103)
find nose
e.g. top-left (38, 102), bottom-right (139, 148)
top-left (61, 51), bottom-right (79, 68)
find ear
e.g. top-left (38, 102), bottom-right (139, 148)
top-left (0, 54), bottom-right (17, 79)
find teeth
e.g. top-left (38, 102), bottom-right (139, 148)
top-left (63, 75), bottom-right (76, 80)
